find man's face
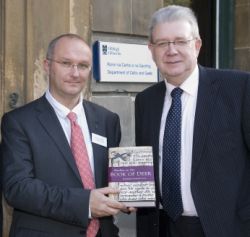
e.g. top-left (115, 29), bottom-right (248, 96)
top-left (44, 37), bottom-right (92, 105)
top-left (149, 20), bottom-right (202, 86)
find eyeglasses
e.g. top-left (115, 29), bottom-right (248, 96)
top-left (47, 58), bottom-right (91, 72)
top-left (151, 38), bottom-right (196, 49)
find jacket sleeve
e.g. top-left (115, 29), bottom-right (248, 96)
top-left (107, 112), bottom-right (121, 148)
top-left (243, 75), bottom-right (250, 152)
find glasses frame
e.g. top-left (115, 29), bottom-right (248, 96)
top-left (47, 58), bottom-right (91, 72)
top-left (150, 38), bottom-right (196, 49)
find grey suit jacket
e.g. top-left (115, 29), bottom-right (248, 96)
top-left (135, 66), bottom-right (250, 237)
top-left (1, 95), bottom-right (121, 237)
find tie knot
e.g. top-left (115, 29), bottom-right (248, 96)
top-left (171, 87), bottom-right (183, 99)
top-left (67, 112), bottom-right (77, 122)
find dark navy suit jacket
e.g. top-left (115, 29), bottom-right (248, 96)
top-left (1, 95), bottom-right (121, 237)
top-left (135, 66), bottom-right (250, 237)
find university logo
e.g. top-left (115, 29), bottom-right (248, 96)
top-left (102, 45), bottom-right (107, 55)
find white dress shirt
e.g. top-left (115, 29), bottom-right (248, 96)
top-left (159, 65), bottom-right (199, 216)
top-left (45, 89), bottom-right (95, 176)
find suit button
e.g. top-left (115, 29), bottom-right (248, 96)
top-left (79, 230), bottom-right (85, 235)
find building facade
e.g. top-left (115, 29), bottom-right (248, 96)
top-left (0, 0), bottom-right (250, 236)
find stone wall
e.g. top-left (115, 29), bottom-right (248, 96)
top-left (234, 0), bottom-right (250, 71)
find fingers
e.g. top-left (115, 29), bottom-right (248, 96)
top-left (128, 207), bottom-right (137, 212)
top-left (89, 188), bottom-right (127, 218)
top-left (97, 186), bottom-right (120, 195)
top-left (121, 206), bottom-right (137, 214)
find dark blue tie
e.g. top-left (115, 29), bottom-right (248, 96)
top-left (162, 87), bottom-right (183, 221)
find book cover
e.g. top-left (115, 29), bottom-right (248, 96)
top-left (108, 146), bottom-right (156, 207)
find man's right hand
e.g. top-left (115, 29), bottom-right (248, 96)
top-left (89, 187), bottom-right (127, 218)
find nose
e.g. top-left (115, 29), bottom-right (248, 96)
top-left (71, 65), bottom-right (80, 76)
top-left (166, 43), bottom-right (178, 54)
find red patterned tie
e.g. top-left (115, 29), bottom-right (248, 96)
top-left (67, 112), bottom-right (100, 237)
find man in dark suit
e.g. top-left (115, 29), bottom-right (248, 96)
top-left (135, 5), bottom-right (250, 237)
top-left (1, 33), bottom-right (131, 237)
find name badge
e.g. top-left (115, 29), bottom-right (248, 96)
top-left (92, 133), bottom-right (107, 147)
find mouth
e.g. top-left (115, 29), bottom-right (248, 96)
top-left (166, 60), bottom-right (181, 64)
top-left (66, 81), bottom-right (82, 86)
top-left (66, 81), bottom-right (82, 88)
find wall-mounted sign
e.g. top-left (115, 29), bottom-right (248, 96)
top-left (93, 41), bottom-right (158, 83)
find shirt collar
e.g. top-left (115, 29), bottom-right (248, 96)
top-left (45, 89), bottom-right (83, 119)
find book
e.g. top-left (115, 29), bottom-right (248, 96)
top-left (108, 146), bottom-right (156, 207)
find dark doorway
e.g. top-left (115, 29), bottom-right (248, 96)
top-left (191, 0), bottom-right (216, 67)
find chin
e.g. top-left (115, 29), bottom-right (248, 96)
top-left (65, 89), bottom-right (81, 96)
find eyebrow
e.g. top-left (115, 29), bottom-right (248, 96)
top-left (154, 36), bottom-right (190, 42)
top-left (53, 57), bottom-right (90, 63)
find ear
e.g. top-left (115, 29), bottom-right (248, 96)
top-left (195, 38), bottom-right (202, 56)
top-left (43, 59), bottom-right (50, 75)
top-left (148, 43), bottom-right (154, 53)
top-left (147, 43), bottom-right (157, 65)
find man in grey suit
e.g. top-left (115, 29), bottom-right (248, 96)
top-left (135, 5), bottom-right (250, 237)
top-left (1, 33), bottom-right (131, 237)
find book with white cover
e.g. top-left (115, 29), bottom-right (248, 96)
top-left (108, 146), bottom-right (156, 207)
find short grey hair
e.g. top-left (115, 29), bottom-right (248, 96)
top-left (46, 33), bottom-right (86, 59)
top-left (149, 5), bottom-right (200, 43)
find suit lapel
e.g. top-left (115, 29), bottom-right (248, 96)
top-left (36, 96), bottom-right (82, 182)
top-left (192, 66), bottom-right (220, 175)
top-left (151, 82), bottom-right (166, 195)
top-left (152, 82), bottom-right (166, 153)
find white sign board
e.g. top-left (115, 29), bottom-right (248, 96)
top-left (93, 41), bottom-right (158, 83)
